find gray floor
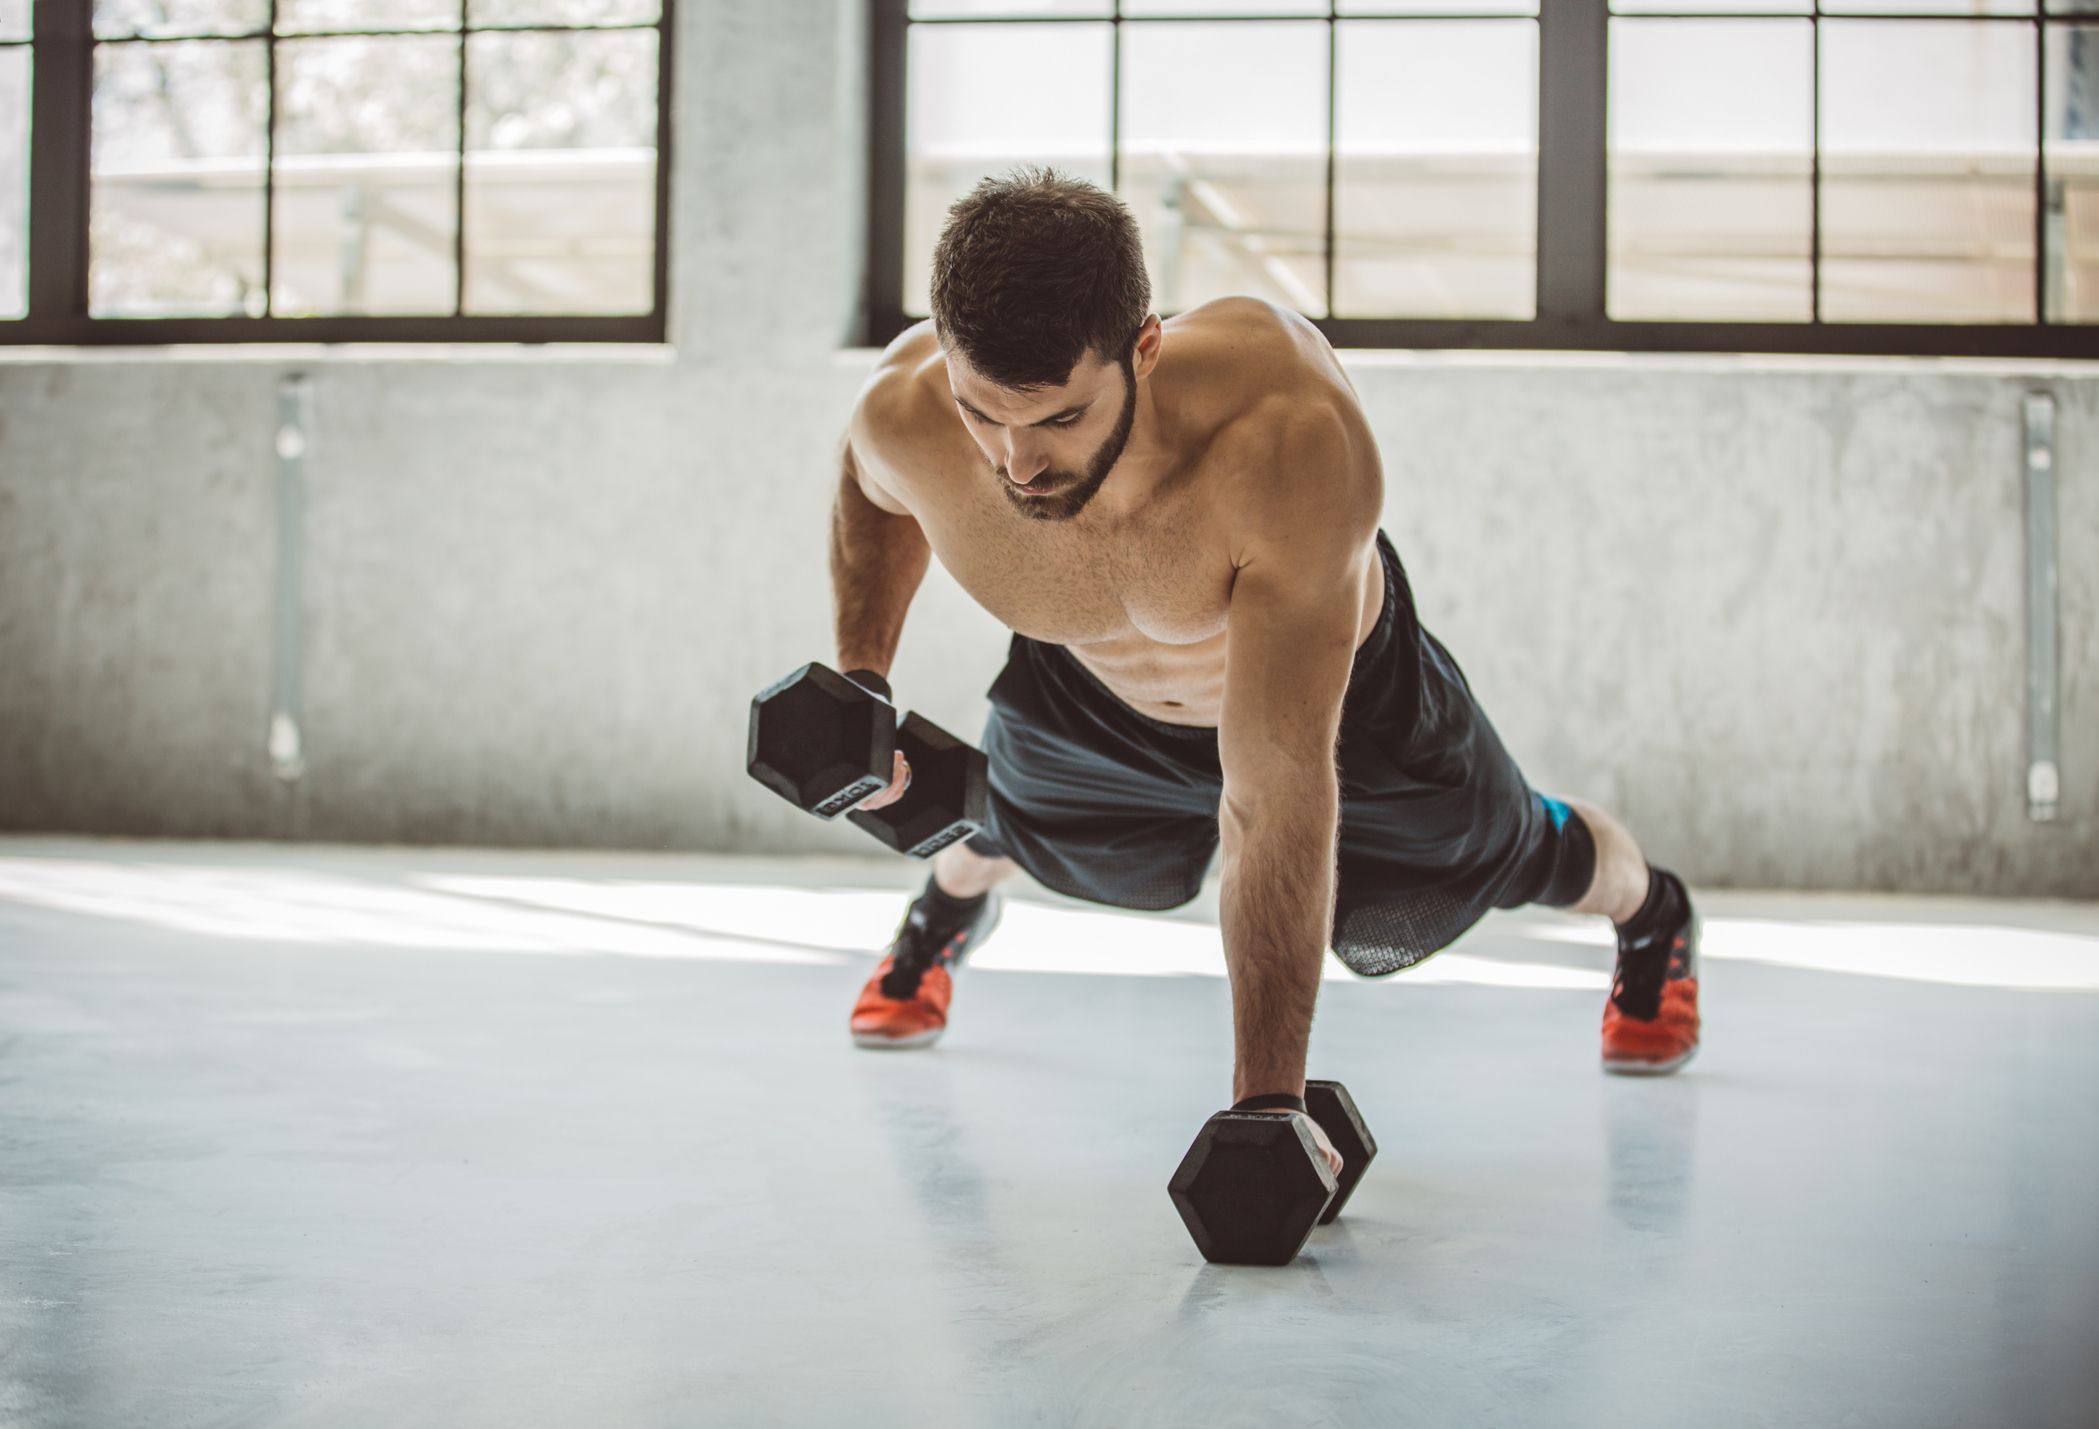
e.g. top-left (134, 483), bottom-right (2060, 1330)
top-left (2, 838), bottom-right (2096, 1429)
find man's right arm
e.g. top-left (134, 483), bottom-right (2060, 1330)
top-left (829, 433), bottom-right (929, 684)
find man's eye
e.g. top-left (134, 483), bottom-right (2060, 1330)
top-left (1052, 414), bottom-right (1083, 428)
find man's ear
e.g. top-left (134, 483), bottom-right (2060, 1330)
top-left (1130, 315), bottom-right (1164, 381)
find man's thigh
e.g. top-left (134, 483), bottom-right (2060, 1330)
top-left (1329, 635), bottom-right (1579, 976)
top-left (964, 640), bottom-right (1224, 912)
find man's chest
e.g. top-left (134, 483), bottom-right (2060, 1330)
top-left (920, 479), bottom-right (1236, 651)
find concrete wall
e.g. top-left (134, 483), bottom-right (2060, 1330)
top-left (1, 0), bottom-right (2093, 896)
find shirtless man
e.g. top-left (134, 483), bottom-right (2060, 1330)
top-left (829, 170), bottom-right (1700, 1167)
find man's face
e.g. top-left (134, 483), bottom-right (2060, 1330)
top-left (946, 348), bottom-right (1138, 524)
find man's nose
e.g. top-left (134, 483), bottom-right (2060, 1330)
top-left (1003, 440), bottom-right (1049, 485)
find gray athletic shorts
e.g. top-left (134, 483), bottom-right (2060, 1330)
top-left (960, 529), bottom-right (1594, 976)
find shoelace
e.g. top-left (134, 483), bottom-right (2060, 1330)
top-left (878, 906), bottom-right (954, 1000)
top-left (1610, 931), bottom-right (1672, 1021)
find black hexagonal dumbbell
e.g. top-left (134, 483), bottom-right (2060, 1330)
top-left (848, 710), bottom-right (990, 858)
top-left (746, 661), bottom-right (989, 859)
top-left (1305, 1080), bottom-right (1378, 1224)
top-left (1166, 1081), bottom-right (1377, 1265)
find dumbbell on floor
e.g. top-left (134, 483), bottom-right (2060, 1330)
top-left (1166, 1081), bottom-right (1379, 1265)
top-left (746, 661), bottom-right (989, 858)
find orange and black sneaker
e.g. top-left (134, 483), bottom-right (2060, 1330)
top-left (1602, 868), bottom-right (1701, 1075)
top-left (849, 883), bottom-right (1002, 1050)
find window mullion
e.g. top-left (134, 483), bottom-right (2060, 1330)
top-left (1323, 7), bottom-right (1337, 319)
top-left (264, 0), bottom-right (278, 316)
top-left (1811, 7), bottom-right (1822, 323)
top-left (1109, 4), bottom-right (1121, 195)
top-left (27, 0), bottom-right (92, 319)
top-left (2032, 13), bottom-right (2046, 325)
top-left (454, 14), bottom-right (468, 317)
top-left (1534, 0), bottom-right (1606, 326)
top-left (866, 0), bottom-right (908, 346)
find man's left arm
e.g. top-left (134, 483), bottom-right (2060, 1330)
top-left (1216, 405), bottom-right (1383, 1105)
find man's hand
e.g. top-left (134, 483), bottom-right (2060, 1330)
top-left (855, 749), bottom-right (912, 811)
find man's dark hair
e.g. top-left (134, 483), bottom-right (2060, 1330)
top-left (929, 167), bottom-right (1152, 392)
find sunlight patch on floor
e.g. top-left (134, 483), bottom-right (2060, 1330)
top-left (3, 853), bottom-right (2091, 991)
top-left (0, 859), bottom-right (844, 965)
top-left (1514, 910), bottom-right (2099, 991)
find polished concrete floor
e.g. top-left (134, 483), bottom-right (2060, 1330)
top-left (2, 838), bottom-right (2096, 1429)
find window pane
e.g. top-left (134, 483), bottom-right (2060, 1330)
top-left (904, 22), bottom-right (1112, 316)
top-left (271, 35), bottom-right (459, 316)
top-left (91, 40), bottom-right (268, 317)
top-left (1609, 19), bottom-right (1811, 321)
top-left (466, 0), bottom-right (659, 25)
top-left (910, 0), bottom-right (1110, 15)
top-left (1335, 20), bottom-right (1536, 319)
top-left (1124, 0), bottom-right (1324, 14)
top-left (0, 2), bottom-right (26, 42)
top-left (1825, 1), bottom-right (2031, 13)
top-left (1341, 1), bottom-right (1537, 13)
top-left (463, 28), bottom-right (658, 314)
top-left (94, 0), bottom-right (268, 39)
top-left (1612, 1), bottom-right (1806, 10)
top-left (1120, 21), bottom-right (1328, 315)
top-left (2045, 25), bottom-right (2098, 320)
top-left (1, 46), bottom-right (24, 318)
top-left (277, 1), bottom-right (463, 34)
top-left (1821, 20), bottom-right (2036, 324)
top-left (2048, 1), bottom-right (2099, 13)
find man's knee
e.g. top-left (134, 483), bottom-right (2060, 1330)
top-left (1534, 796), bottom-right (1599, 908)
top-left (961, 829), bottom-right (1009, 862)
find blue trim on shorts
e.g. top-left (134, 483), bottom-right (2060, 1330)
top-left (1539, 794), bottom-right (1572, 832)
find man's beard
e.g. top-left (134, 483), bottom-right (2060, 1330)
top-left (994, 357), bottom-right (1138, 524)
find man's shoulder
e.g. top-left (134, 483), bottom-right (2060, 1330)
top-left (1171, 295), bottom-right (1326, 372)
top-left (1169, 298), bottom-right (1358, 452)
top-left (1205, 378), bottom-right (1374, 511)
top-left (1181, 313), bottom-right (1380, 560)
top-left (850, 322), bottom-right (954, 482)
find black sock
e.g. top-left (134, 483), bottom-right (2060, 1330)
top-left (1617, 866), bottom-right (1687, 945)
top-left (916, 872), bottom-right (988, 930)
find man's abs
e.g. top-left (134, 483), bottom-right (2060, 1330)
top-left (1031, 540), bottom-right (1387, 729)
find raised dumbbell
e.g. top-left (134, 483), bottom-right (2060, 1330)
top-left (746, 661), bottom-right (989, 858)
top-left (1166, 1081), bottom-right (1378, 1265)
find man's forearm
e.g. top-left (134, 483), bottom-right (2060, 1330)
top-left (1217, 772), bottom-right (1340, 1103)
top-left (829, 453), bottom-right (931, 677)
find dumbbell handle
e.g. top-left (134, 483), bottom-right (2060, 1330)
top-left (847, 709), bottom-right (988, 858)
top-left (841, 668), bottom-right (893, 703)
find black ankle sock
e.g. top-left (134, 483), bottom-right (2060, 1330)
top-left (917, 873), bottom-right (987, 929)
top-left (1617, 866), bottom-right (1687, 945)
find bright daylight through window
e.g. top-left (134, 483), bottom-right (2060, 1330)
top-left (882, 0), bottom-right (2097, 355)
top-left (0, 0), bottom-right (670, 341)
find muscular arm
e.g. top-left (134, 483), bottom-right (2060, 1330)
top-left (829, 440), bottom-right (930, 679)
top-left (1215, 405), bottom-right (1382, 1103)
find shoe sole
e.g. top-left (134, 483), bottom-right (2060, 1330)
top-left (851, 1028), bottom-right (945, 1051)
top-left (1602, 1043), bottom-right (1699, 1076)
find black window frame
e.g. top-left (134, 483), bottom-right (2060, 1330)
top-left (866, 0), bottom-right (2099, 360)
top-left (6, 0), bottom-right (675, 346)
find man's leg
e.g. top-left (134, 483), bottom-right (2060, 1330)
top-left (1555, 796), bottom-right (1701, 1076)
top-left (852, 634), bottom-right (1225, 1049)
top-left (850, 835), bottom-right (1017, 1050)
top-left (931, 840), bottom-right (1020, 899)
top-left (1558, 796), bottom-right (1649, 922)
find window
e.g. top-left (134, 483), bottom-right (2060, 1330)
top-left (1, 2), bottom-right (26, 319)
top-left (868, 0), bottom-right (2098, 357)
top-left (3, 0), bottom-right (673, 344)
